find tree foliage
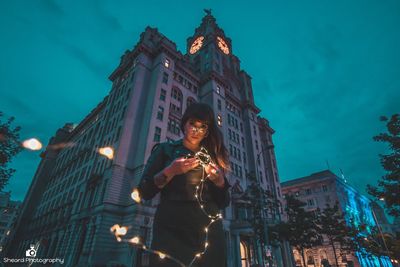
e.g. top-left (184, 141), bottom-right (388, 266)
top-left (271, 195), bottom-right (322, 267)
top-left (317, 202), bottom-right (357, 266)
top-left (241, 171), bottom-right (281, 265)
top-left (0, 111), bottom-right (23, 191)
top-left (367, 114), bottom-right (400, 217)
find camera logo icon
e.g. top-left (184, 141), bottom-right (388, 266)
top-left (25, 244), bottom-right (37, 257)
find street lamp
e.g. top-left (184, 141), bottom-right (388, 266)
top-left (255, 144), bottom-right (277, 267)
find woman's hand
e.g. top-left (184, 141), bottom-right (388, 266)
top-left (164, 157), bottom-right (200, 178)
top-left (205, 162), bottom-right (225, 188)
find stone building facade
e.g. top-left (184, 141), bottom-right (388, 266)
top-left (6, 11), bottom-right (293, 267)
top-left (281, 170), bottom-right (393, 267)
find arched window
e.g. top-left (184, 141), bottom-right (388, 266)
top-left (240, 241), bottom-right (250, 267)
top-left (171, 87), bottom-right (182, 102)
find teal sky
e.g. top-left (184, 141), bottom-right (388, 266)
top-left (1, 0), bottom-right (399, 212)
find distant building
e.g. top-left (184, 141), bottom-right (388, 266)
top-left (0, 191), bottom-right (21, 253)
top-left (281, 170), bottom-right (393, 267)
top-left (5, 10), bottom-right (293, 267)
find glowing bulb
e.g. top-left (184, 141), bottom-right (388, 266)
top-left (110, 224), bottom-right (120, 232)
top-left (205, 228), bottom-right (208, 233)
top-left (131, 188), bottom-right (141, 203)
top-left (98, 146), bottom-right (114, 159)
top-left (116, 226), bottom-right (128, 236)
top-left (200, 205), bottom-right (204, 208)
top-left (211, 219), bottom-right (215, 222)
top-left (159, 252), bottom-right (166, 259)
top-left (205, 242), bottom-right (209, 248)
top-left (22, 138), bottom-right (42, 150)
top-left (130, 236), bottom-right (140, 244)
top-left (196, 253), bottom-right (201, 258)
top-left (195, 194), bottom-right (198, 198)
top-left (196, 186), bottom-right (199, 189)
top-left (116, 237), bottom-right (122, 242)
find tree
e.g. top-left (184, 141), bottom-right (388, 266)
top-left (0, 111), bottom-right (23, 191)
top-left (242, 171), bottom-right (280, 266)
top-left (317, 203), bottom-right (357, 267)
top-left (271, 195), bottom-right (322, 267)
top-left (367, 114), bottom-right (400, 217)
top-left (354, 224), bottom-right (400, 266)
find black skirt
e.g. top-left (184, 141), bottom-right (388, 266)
top-left (148, 200), bottom-right (226, 267)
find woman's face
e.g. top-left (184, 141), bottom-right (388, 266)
top-left (183, 119), bottom-right (208, 145)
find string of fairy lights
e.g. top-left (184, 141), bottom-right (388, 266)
top-left (15, 137), bottom-right (223, 266)
top-left (111, 146), bottom-right (224, 267)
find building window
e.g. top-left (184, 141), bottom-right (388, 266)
top-left (172, 88), bottom-right (182, 102)
top-left (168, 118), bottom-right (180, 135)
top-left (217, 115), bottom-right (222, 126)
top-left (217, 99), bottom-right (221, 110)
top-left (240, 241), bottom-right (250, 267)
top-left (216, 85), bottom-right (221, 95)
top-left (162, 72), bottom-right (169, 84)
top-left (164, 58), bottom-right (170, 68)
top-left (157, 106), bottom-right (164, 121)
top-left (154, 127), bottom-right (161, 142)
top-left (322, 185), bottom-right (328, 192)
top-left (307, 199), bottom-right (315, 206)
top-left (306, 188), bottom-right (312, 195)
top-left (170, 103), bottom-right (181, 114)
top-left (160, 89), bottom-right (166, 101)
top-left (187, 97), bottom-right (195, 107)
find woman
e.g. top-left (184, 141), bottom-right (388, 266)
top-left (137, 103), bottom-right (231, 267)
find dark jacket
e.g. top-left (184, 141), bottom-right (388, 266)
top-left (138, 139), bottom-right (230, 266)
top-left (137, 139), bottom-right (231, 209)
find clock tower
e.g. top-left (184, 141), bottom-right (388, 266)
top-left (186, 9), bottom-right (234, 76)
top-left (186, 9), bottom-right (256, 110)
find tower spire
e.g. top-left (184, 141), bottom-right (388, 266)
top-left (203, 8), bottom-right (212, 16)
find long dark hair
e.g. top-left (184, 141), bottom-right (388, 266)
top-left (180, 103), bottom-right (230, 172)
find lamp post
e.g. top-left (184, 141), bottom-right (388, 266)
top-left (255, 144), bottom-right (277, 267)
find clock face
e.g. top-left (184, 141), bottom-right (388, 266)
top-left (189, 36), bottom-right (204, 54)
top-left (217, 36), bottom-right (230, 55)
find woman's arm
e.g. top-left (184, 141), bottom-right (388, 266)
top-left (137, 143), bottom-right (167, 200)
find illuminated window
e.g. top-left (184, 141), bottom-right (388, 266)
top-left (240, 241), bottom-right (250, 267)
top-left (217, 115), bottom-right (222, 126)
top-left (164, 58), bottom-right (170, 68)
top-left (216, 85), bottom-right (221, 94)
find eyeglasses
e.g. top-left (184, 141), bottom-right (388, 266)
top-left (188, 121), bottom-right (208, 135)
